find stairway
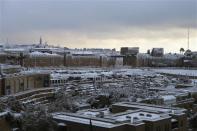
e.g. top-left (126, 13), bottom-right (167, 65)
top-left (13, 87), bottom-right (55, 106)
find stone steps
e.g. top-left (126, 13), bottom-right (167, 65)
top-left (13, 87), bottom-right (55, 106)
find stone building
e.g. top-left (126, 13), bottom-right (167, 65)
top-left (24, 51), bottom-right (64, 67)
top-left (0, 65), bottom-right (50, 96)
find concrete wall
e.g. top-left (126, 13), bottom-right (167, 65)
top-left (57, 121), bottom-right (145, 131)
top-left (126, 124), bottom-right (145, 131)
top-left (144, 119), bottom-right (171, 131)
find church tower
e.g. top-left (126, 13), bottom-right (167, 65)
top-left (39, 37), bottom-right (42, 45)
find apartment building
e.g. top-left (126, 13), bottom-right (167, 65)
top-left (120, 47), bottom-right (139, 67)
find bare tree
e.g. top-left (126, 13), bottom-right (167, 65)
top-left (48, 91), bottom-right (77, 113)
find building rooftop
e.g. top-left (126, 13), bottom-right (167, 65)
top-left (112, 102), bottom-right (186, 115)
top-left (113, 110), bottom-right (170, 122)
top-left (53, 112), bottom-right (127, 128)
top-left (52, 102), bottom-right (183, 128)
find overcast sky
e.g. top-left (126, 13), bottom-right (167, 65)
top-left (0, 0), bottom-right (196, 52)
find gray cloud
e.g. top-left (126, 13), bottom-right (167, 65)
top-left (0, 0), bottom-right (196, 52)
top-left (1, 0), bottom-right (197, 32)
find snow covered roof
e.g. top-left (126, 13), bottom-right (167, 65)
top-left (71, 51), bottom-right (94, 55)
top-left (29, 51), bottom-right (61, 57)
top-left (4, 48), bottom-right (28, 52)
top-left (114, 111), bottom-right (169, 122)
top-left (53, 108), bottom-right (170, 128)
top-left (161, 95), bottom-right (176, 101)
top-left (152, 68), bottom-right (197, 77)
top-left (115, 68), bottom-right (155, 76)
top-left (53, 113), bottom-right (117, 128)
top-left (0, 111), bottom-right (8, 118)
top-left (113, 102), bottom-right (186, 114)
top-left (50, 68), bottom-right (156, 80)
top-left (51, 71), bottom-right (107, 79)
top-left (0, 64), bottom-right (21, 69)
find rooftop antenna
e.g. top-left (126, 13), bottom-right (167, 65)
top-left (187, 27), bottom-right (190, 50)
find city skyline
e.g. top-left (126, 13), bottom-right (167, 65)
top-left (0, 0), bottom-right (197, 53)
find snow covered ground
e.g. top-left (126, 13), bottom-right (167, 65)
top-left (50, 68), bottom-right (156, 79)
top-left (152, 68), bottom-right (197, 77)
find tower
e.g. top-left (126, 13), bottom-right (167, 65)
top-left (39, 37), bottom-right (42, 45)
top-left (187, 28), bottom-right (190, 50)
